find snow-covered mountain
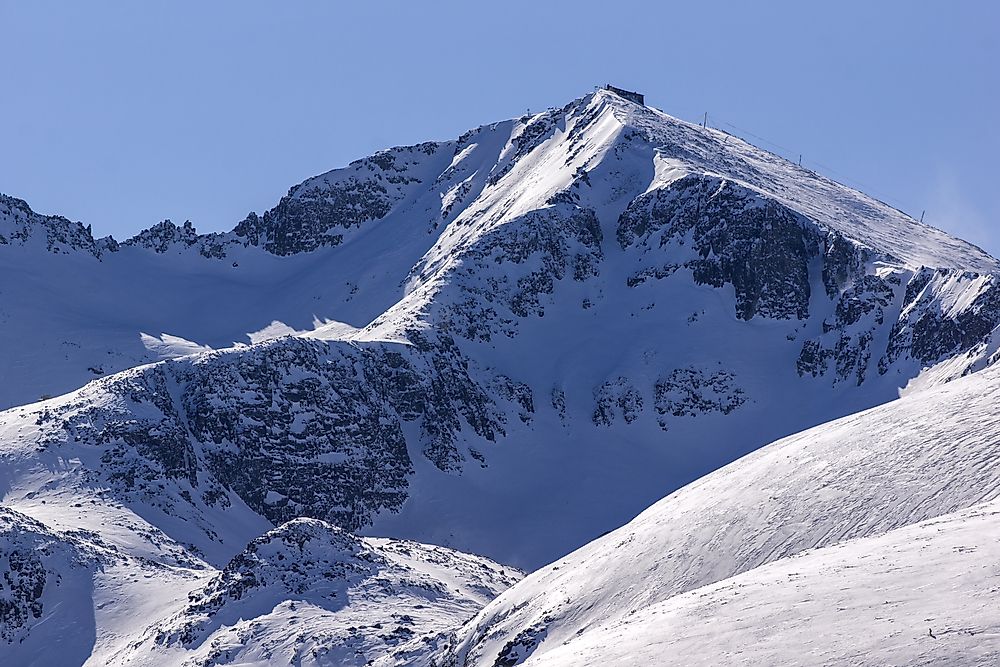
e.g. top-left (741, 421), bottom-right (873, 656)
top-left (5, 89), bottom-right (1000, 568)
top-left (383, 357), bottom-right (1000, 666)
top-left (3, 87), bottom-right (1000, 665)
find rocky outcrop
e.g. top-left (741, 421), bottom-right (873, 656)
top-left (0, 194), bottom-right (108, 258)
top-left (593, 377), bottom-right (643, 426)
top-left (654, 367), bottom-right (747, 430)
top-left (619, 176), bottom-right (819, 321)
top-left (144, 518), bottom-right (520, 667)
top-left (0, 508), bottom-right (105, 647)
top-left (234, 143), bottom-right (444, 256)
top-left (415, 204), bottom-right (603, 343)
top-left (123, 219), bottom-right (230, 258)
top-left (34, 334), bottom-right (514, 536)
top-left (881, 269), bottom-right (1000, 373)
top-left (797, 273), bottom-right (900, 385)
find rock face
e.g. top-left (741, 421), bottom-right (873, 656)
top-left (234, 143), bottom-right (445, 256)
top-left (422, 204), bottom-right (604, 342)
top-left (123, 219), bottom-right (230, 258)
top-left (31, 334), bottom-right (518, 544)
top-left (0, 194), bottom-right (110, 257)
top-left (0, 510), bottom-right (60, 645)
top-left (654, 366), bottom-right (746, 430)
top-left (619, 175), bottom-right (819, 321)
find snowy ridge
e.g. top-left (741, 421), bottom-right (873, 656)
top-left (116, 519), bottom-right (520, 667)
top-left (509, 500), bottom-right (1000, 666)
top-left (0, 194), bottom-right (112, 258)
top-left (0, 405), bottom-right (518, 667)
top-left (625, 99), bottom-right (999, 274)
top-left (392, 359), bottom-right (1000, 666)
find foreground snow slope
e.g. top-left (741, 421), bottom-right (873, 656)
top-left (518, 500), bottom-right (1000, 666)
top-left (402, 360), bottom-right (1000, 666)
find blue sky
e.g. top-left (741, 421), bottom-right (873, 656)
top-left (2, 1), bottom-right (997, 254)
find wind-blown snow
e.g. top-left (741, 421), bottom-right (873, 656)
top-left (405, 360), bottom-right (1000, 666)
top-left (518, 500), bottom-right (1000, 666)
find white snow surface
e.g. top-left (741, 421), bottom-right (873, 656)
top-left (394, 360), bottom-right (1000, 666)
top-left (0, 462), bottom-right (518, 667)
top-left (114, 519), bottom-right (521, 667)
top-left (516, 500), bottom-right (1000, 666)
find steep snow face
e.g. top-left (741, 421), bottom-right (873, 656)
top-left (403, 360), bottom-right (1000, 666)
top-left (117, 519), bottom-right (520, 667)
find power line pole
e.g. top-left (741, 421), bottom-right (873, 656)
top-left (702, 112), bottom-right (708, 129)
top-left (920, 210), bottom-right (925, 223)
top-left (798, 154), bottom-right (802, 166)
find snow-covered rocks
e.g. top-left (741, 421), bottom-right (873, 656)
top-left (0, 193), bottom-right (109, 258)
top-left (121, 518), bottom-right (519, 667)
top-left (0, 509), bottom-right (96, 644)
top-left (0, 508), bottom-right (518, 667)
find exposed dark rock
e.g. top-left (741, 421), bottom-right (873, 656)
top-left (618, 175), bottom-right (818, 320)
top-left (881, 270), bottom-right (1000, 372)
top-left (430, 205), bottom-right (603, 342)
top-left (593, 378), bottom-right (643, 426)
top-left (124, 219), bottom-right (229, 258)
top-left (0, 194), bottom-right (105, 258)
top-left (654, 367), bottom-right (747, 430)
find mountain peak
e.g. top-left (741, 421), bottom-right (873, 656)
top-left (598, 84), bottom-right (646, 106)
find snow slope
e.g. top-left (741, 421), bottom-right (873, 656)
top-left (395, 357), bottom-right (1000, 665)
top-left (514, 500), bottom-right (1000, 666)
top-left (5, 90), bottom-right (1000, 573)
top-left (113, 519), bottom-right (520, 667)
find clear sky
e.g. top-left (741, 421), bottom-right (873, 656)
top-left (2, 1), bottom-right (997, 254)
